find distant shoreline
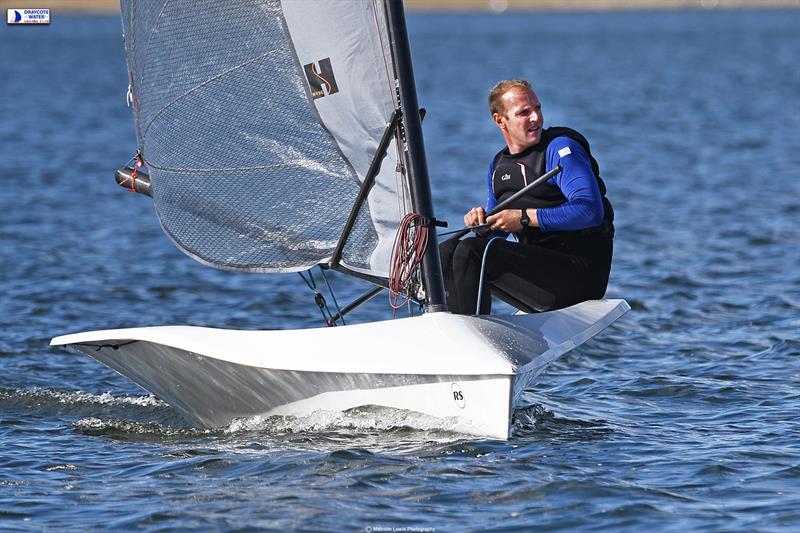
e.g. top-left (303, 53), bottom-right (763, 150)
top-left (406, 0), bottom-right (800, 10)
top-left (1, 0), bottom-right (798, 14)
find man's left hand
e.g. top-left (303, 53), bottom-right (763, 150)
top-left (486, 208), bottom-right (536, 232)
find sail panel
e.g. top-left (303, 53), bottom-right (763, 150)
top-left (281, 0), bottom-right (411, 277)
top-left (120, 0), bottom-right (406, 274)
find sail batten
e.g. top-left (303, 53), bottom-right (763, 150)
top-left (121, 0), bottom-right (408, 275)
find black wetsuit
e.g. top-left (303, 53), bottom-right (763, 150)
top-left (440, 127), bottom-right (614, 314)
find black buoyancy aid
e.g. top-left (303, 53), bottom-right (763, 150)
top-left (491, 126), bottom-right (614, 242)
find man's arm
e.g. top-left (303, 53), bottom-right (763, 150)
top-left (536, 137), bottom-right (604, 231)
top-left (485, 160), bottom-right (497, 212)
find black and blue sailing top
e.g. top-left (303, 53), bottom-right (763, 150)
top-left (486, 127), bottom-right (612, 234)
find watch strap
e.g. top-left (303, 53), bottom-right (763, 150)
top-left (520, 208), bottom-right (530, 227)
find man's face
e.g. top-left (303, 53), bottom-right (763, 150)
top-left (494, 87), bottom-right (544, 153)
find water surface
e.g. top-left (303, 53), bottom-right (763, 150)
top-left (1, 9), bottom-right (799, 531)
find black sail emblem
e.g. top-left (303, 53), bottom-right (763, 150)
top-left (303, 57), bottom-right (339, 99)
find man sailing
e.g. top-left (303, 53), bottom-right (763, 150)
top-left (440, 79), bottom-right (614, 315)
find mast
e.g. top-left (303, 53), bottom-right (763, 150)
top-left (384, 0), bottom-right (448, 313)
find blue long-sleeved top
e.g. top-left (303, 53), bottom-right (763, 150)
top-left (486, 136), bottom-right (604, 231)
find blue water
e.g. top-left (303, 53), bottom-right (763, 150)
top-left (2, 9), bottom-right (799, 531)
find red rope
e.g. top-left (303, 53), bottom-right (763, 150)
top-left (128, 153), bottom-right (143, 193)
top-left (388, 213), bottom-right (429, 311)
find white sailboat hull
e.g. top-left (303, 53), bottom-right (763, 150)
top-left (51, 299), bottom-right (629, 439)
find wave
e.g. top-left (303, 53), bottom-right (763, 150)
top-left (73, 416), bottom-right (208, 439)
top-left (2, 387), bottom-right (554, 444)
top-left (224, 405), bottom-right (470, 435)
top-left (68, 403), bottom-right (552, 446)
top-left (0, 387), bottom-right (166, 407)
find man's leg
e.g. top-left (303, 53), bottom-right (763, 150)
top-left (486, 240), bottom-right (598, 312)
top-left (438, 237), bottom-right (464, 314)
top-left (450, 237), bottom-right (493, 315)
top-left (440, 235), bottom-right (612, 315)
top-left (438, 237), bottom-right (492, 315)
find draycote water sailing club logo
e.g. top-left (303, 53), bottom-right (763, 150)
top-left (303, 57), bottom-right (339, 99)
top-left (7, 8), bottom-right (50, 24)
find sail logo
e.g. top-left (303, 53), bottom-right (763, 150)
top-left (303, 57), bottom-right (339, 99)
top-left (7, 8), bottom-right (50, 24)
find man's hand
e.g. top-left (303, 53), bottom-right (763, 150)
top-left (486, 208), bottom-right (537, 233)
top-left (464, 207), bottom-right (488, 235)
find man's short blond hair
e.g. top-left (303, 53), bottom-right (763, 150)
top-left (488, 79), bottom-right (532, 116)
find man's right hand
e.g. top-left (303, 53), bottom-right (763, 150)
top-left (464, 207), bottom-right (488, 235)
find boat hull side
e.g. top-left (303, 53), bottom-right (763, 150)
top-left (53, 299), bottom-right (630, 439)
top-left (268, 377), bottom-right (512, 439)
top-left (72, 340), bottom-right (511, 439)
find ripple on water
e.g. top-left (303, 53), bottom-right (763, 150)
top-left (2, 10), bottom-right (800, 532)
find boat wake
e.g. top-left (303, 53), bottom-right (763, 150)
top-left (69, 406), bottom-right (473, 447)
top-left (4, 386), bottom-right (553, 443)
top-left (226, 404), bottom-right (554, 440)
top-left (225, 405), bottom-right (475, 438)
top-left (1, 387), bottom-right (166, 408)
top-left (73, 416), bottom-right (209, 439)
top-left (1, 387), bottom-right (190, 438)
top-left (0, 387), bottom-right (167, 418)
top-left (510, 404), bottom-right (555, 436)
top-left (71, 404), bottom-right (551, 444)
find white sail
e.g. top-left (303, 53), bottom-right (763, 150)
top-left (121, 0), bottom-right (409, 277)
top-left (282, 1), bottom-right (410, 276)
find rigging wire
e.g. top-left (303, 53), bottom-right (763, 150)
top-left (370, 0), bottom-right (398, 106)
top-left (298, 268), bottom-right (342, 327)
top-left (319, 267), bottom-right (345, 326)
top-left (297, 267), bottom-right (346, 327)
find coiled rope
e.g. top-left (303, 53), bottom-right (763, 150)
top-left (388, 212), bottom-right (429, 310)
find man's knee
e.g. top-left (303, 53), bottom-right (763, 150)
top-left (452, 237), bottom-right (486, 267)
top-left (438, 237), bottom-right (460, 261)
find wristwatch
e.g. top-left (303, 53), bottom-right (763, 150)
top-left (520, 208), bottom-right (530, 228)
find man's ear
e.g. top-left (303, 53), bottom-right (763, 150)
top-left (493, 112), bottom-right (505, 129)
